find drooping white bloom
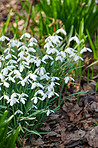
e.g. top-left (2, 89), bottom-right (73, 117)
top-left (18, 93), bottom-right (28, 104)
top-left (34, 67), bottom-right (46, 76)
top-left (69, 36), bottom-right (79, 44)
top-left (29, 37), bottom-right (37, 43)
top-left (46, 48), bottom-right (59, 54)
top-left (8, 93), bottom-right (19, 106)
top-left (46, 109), bottom-right (54, 116)
top-left (64, 76), bottom-right (75, 84)
top-left (8, 40), bottom-right (23, 48)
top-left (0, 36), bottom-right (10, 41)
top-left (27, 47), bottom-right (36, 52)
top-left (74, 55), bottom-right (83, 61)
top-left (4, 81), bottom-right (9, 88)
top-left (31, 82), bottom-right (44, 89)
top-left (29, 73), bottom-right (37, 81)
top-left (4, 95), bottom-right (9, 101)
top-left (65, 48), bottom-right (77, 54)
top-left (56, 28), bottom-right (67, 35)
top-left (80, 47), bottom-right (92, 54)
top-left (42, 55), bottom-right (53, 63)
top-left (14, 110), bottom-right (23, 115)
top-left (20, 33), bottom-right (31, 40)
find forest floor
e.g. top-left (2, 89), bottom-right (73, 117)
top-left (0, 0), bottom-right (98, 148)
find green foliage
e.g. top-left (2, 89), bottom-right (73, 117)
top-left (37, 0), bottom-right (98, 36)
top-left (86, 29), bottom-right (98, 60)
top-left (0, 110), bottom-right (20, 148)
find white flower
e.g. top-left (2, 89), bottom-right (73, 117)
top-left (80, 47), bottom-right (92, 54)
top-left (28, 47), bottom-right (36, 52)
top-left (31, 82), bottom-right (44, 89)
top-left (4, 95), bottom-right (9, 101)
top-left (20, 33), bottom-right (31, 40)
top-left (28, 42), bottom-right (37, 47)
top-left (44, 41), bottom-right (54, 50)
top-left (46, 109), bottom-right (54, 116)
top-left (69, 36), bottom-right (79, 44)
top-left (29, 37), bottom-right (37, 43)
top-left (4, 81), bottom-right (9, 88)
top-left (14, 110), bottom-right (23, 115)
top-left (29, 73), bottom-right (37, 81)
top-left (64, 76), bottom-right (75, 84)
top-left (8, 40), bottom-right (23, 48)
top-left (0, 36), bottom-right (10, 41)
top-left (31, 97), bottom-right (38, 104)
top-left (42, 55), bottom-right (53, 63)
top-left (8, 93), bottom-right (19, 106)
top-left (18, 93), bottom-right (28, 104)
top-left (56, 28), bottom-right (67, 35)
top-left (65, 48), bottom-right (77, 54)
top-left (46, 48), bottom-right (59, 54)
top-left (74, 55), bottom-right (83, 61)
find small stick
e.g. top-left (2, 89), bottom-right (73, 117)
top-left (26, 0), bottom-right (34, 30)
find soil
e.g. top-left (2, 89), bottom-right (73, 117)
top-left (0, 0), bottom-right (98, 148)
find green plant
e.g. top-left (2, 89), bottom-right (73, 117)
top-left (0, 110), bottom-right (20, 148)
top-left (86, 29), bottom-right (98, 60)
top-left (0, 9), bottom-right (12, 36)
top-left (0, 29), bottom-right (90, 137)
top-left (37, 0), bottom-right (98, 36)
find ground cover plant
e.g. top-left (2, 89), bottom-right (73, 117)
top-left (16, 0), bottom-right (98, 38)
top-left (0, 110), bottom-right (20, 148)
top-left (0, 28), bottom-right (92, 141)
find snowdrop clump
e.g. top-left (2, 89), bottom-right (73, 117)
top-left (0, 29), bottom-right (92, 130)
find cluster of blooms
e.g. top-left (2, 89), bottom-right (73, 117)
top-left (0, 29), bottom-right (92, 117)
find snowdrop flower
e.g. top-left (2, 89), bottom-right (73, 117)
top-left (69, 36), bottom-right (79, 44)
top-left (74, 55), bottom-right (83, 61)
top-left (0, 36), bottom-right (10, 41)
top-left (44, 41), bottom-right (54, 50)
top-left (45, 35), bottom-right (62, 45)
top-left (31, 97), bottom-right (38, 104)
top-left (29, 37), bottom-right (37, 43)
top-left (29, 73), bottom-right (37, 81)
top-left (4, 95), bottom-right (9, 101)
top-left (35, 58), bottom-right (41, 67)
top-left (27, 47), bottom-right (36, 52)
top-left (46, 109), bottom-right (54, 116)
top-left (51, 76), bottom-right (60, 81)
top-left (8, 93), bottom-right (19, 106)
top-left (18, 75), bottom-right (30, 86)
top-left (4, 81), bottom-right (9, 88)
top-left (28, 42), bottom-right (37, 47)
top-left (40, 73), bottom-right (50, 80)
top-left (18, 93), bottom-right (28, 104)
top-left (42, 55), bottom-right (53, 63)
top-left (13, 70), bottom-right (22, 80)
top-left (34, 67), bottom-right (46, 76)
top-left (80, 47), bottom-right (92, 54)
top-left (0, 73), bottom-right (4, 81)
top-left (64, 76), bottom-right (75, 84)
top-left (7, 60), bottom-right (17, 65)
top-left (31, 82), bottom-right (44, 89)
top-left (8, 40), bottom-right (23, 48)
top-left (56, 28), bottom-right (67, 35)
top-left (14, 110), bottom-right (23, 115)
top-left (65, 48), bottom-right (77, 54)
top-left (20, 33), bottom-right (31, 40)
top-left (46, 48), bottom-right (59, 54)
top-left (5, 54), bottom-right (11, 59)
top-left (56, 51), bottom-right (66, 62)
